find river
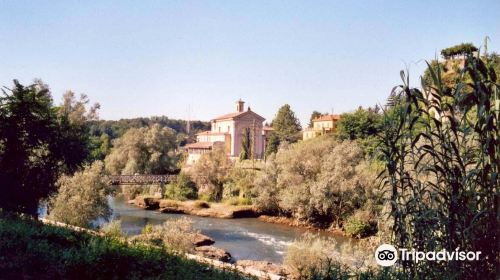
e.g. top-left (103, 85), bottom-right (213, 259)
top-left (109, 197), bottom-right (356, 263)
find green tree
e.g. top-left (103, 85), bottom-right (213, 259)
top-left (57, 91), bottom-right (100, 171)
top-left (254, 137), bottom-right (378, 227)
top-left (336, 107), bottom-right (382, 141)
top-left (267, 104), bottom-right (302, 155)
top-left (239, 127), bottom-right (253, 161)
top-left (440, 42), bottom-right (478, 59)
top-left (48, 161), bottom-right (110, 228)
top-left (104, 124), bottom-right (177, 175)
top-left (271, 104), bottom-right (301, 140)
top-left (191, 148), bottom-right (233, 201)
top-left (308, 111), bottom-right (323, 128)
top-left (164, 172), bottom-right (197, 201)
top-left (0, 80), bottom-right (91, 216)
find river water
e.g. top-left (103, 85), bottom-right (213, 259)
top-left (109, 197), bottom-right (356, 263)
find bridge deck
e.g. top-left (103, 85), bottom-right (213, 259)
top-left (106, 175), bottom-right (178, 185)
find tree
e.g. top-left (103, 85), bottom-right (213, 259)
top-left (336, 107), bottom-right (382, 141)
top-left (267, 104), bottom-right (302, 155)
top-left (239, 127), bottom-right (253, 161)
top-left (254, 137), bottom-right (378, 227)
top-left (308, 111), bottom-right (323, 128)
top-left (104, 124), bottom-right (177, 175)
top-left (440, 42), bottom-right (478, 59)
top-left (57, 91), bottom-right (100, 170)
top-left (271, 104), bottom-right (302, 140)
top-left (48, 161), bottom-right (110, 228)
top-left (191, 148), bottom-right (233, 201)
top-left (264, 132), bottom-right (281, 158)
top-left (0, 80), bottom-right (90, 216)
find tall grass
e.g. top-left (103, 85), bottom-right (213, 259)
top-left (379, 54), bottom-right (499, 279)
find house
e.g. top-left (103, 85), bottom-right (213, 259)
top-left (185, 100), bottom-right (267, 165)
top-left (302, 114), bottom-right (341, 140)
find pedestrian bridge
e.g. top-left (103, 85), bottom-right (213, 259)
top-left (106, 174), bottom-right (178, 185)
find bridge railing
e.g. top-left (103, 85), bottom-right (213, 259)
top-left (106, 175), bottom-right (178, 185)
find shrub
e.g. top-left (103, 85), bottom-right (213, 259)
top-left (343, 211), bottom-right (375, 238)
top-left (164, 173), bottom-right (197, 201)
top-left (48, 161), bottom-right (111, 228)
top-left (101, 220), bottom-right (124, 238)
top-left (142, 223), bottom-right (154, 234)
top-left (225, 197), bottom-right (252, 206)
top-left (285, 234), bottom-right (348, 279)
top-left (132, 217), bottom-right (199, 253)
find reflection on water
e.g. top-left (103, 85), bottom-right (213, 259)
top-left (110, 197), bottom-right (355, 263)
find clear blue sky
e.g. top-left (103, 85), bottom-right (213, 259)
top-left (1, 1), bottom-right (498, 126)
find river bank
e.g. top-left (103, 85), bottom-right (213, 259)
top-left (129, 196), bottom-right (348, 237)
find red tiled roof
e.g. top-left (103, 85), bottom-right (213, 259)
top-left (313, 114), bottom-right (341, 122)
top-left (212, 111), bottom-right (246, 121)
top-left (212, 110), bottom-right (265, 122)
top-left (184, 142), bottom-right (215, 149)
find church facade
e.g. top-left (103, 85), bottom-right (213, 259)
top-left (185, 100), bottom-right (269, 165)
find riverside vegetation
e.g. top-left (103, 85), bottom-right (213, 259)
top-left (0, 42), bottom-right (498, 279)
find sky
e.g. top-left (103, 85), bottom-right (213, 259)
top-left (0, 1), bottom-right (499, 126)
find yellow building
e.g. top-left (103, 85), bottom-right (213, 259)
top-left (302, 114), bottom-right (341, 140)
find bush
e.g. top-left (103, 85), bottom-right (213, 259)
top-left (164, 173), bottom-right (197, 201)
top-left (225, 197), bottom-right (252, 206)
top-left (343, 211), bottom-right (376, 238)
top-left (142, 223), bottom-right (154, 234)
top-left (285, 234), bottom-right (348, 279)
top-left (132, 217), bottom-right (199, 253)
top-left (101, 220), bottom-right (124, 238)
top-left (48, 161), bottom-right (111, 228)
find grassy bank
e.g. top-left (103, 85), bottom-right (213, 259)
top-left (0, 213), bottom-right (252, 280)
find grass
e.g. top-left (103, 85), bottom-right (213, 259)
top-left (0, 212), bottom-right (253, 280)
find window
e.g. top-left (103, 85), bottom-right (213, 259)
top-left (227, 125), bottom-right (230, 132)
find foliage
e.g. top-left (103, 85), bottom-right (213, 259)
top-left (164, 172), bottom-right (197, 201)
top-left (440, 42), bottom-right (478, 59)
top-left (57, 90), bottom-right (100, 167)
top-left (0, 213), bottom-right (250, 280)
top-left (191, 148), bottom-right (233, 201)
top-left (88, 116), bottom-right (210, 143)
top-left (254, 137), bottom-right (379, 228)
top-left (343, 210), bottom-right (376, 238)
top-left (0, 80), bottom-right (93, 216)
top-left (222, 168), bottom-right (255, 202)
top-left (131, 217), bottom-right (199, 253)
top-left (267, 104), bottom-right (302, 155)
top-left (101, 220), bottom-right (124, 238)
top-left (379, 54), bottom-right (499, 279)
top-left (308, 110), bottom-right (323, 128)
top-left (285, 234), bottom-right (350, 279)
top-left (104, 124), bottom-right (177, 175)
top-left (48, 161), bottom-right (111, 228)
top-left (264, 132), bottom-right (280, 158)
top-left (239, 127), bottom-right (253, 161)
